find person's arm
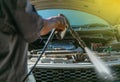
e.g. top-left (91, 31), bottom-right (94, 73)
top-left (13, 0), bottom-right (43, 42)
top-left (14, 0), bottom-right (65, 42)
top-left (25, 0), bottom-right (65, 36)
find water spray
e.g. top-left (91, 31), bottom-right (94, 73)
top-left (61, 14), bottom-right (114, 81)
top-left (85, 47), bottom-right (113, 81)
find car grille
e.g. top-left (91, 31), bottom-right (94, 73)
top-left (32, 65), bottom-right (120, 82)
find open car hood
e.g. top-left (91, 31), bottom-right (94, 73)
top-left (31, 0), bottom-right (120, 25)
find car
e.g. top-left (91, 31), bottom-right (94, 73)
top-left (28, 0), bottom-right (120, 82)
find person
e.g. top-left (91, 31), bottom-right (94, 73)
top-left (0, 0), bottom-right (66, 82)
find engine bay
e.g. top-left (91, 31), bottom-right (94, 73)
top-left (28, 36), bottom-right (120, 64)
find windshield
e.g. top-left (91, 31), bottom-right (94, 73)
top-left (37, 9), bottom-right (109, 26)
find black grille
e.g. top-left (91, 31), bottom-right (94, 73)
top-left (33, 65), bottom-right (120, 82)
top-left (112, 65), bottom-right (120, 82)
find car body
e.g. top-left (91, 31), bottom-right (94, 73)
top-left (28, 0), bottom-right (120, 82)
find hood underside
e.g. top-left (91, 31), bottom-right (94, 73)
top-left (30, 0), bottom-right (120, 25)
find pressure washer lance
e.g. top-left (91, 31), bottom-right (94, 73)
top-left (22, 28), bottom-right (56, 82)
top-left (59, 14), bottom-right (86, 48)
top-left (61, 14), bottom-right (114, 81)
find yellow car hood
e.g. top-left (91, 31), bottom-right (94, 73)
top-left (31, 0), bottom-right (120, 25)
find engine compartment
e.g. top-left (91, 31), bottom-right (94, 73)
top-left (28, 31), bottom-right (120, 64)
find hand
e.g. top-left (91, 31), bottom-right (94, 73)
top-left (40, 16), bottom-right (66, 35)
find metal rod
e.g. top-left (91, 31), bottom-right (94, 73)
top-left (60, 14), bottom-right (86, 48)
top-left (23, 28), bottom-right (56, 82)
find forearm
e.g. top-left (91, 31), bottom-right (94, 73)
top-left (40, 19), bottom-right (53, 36)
